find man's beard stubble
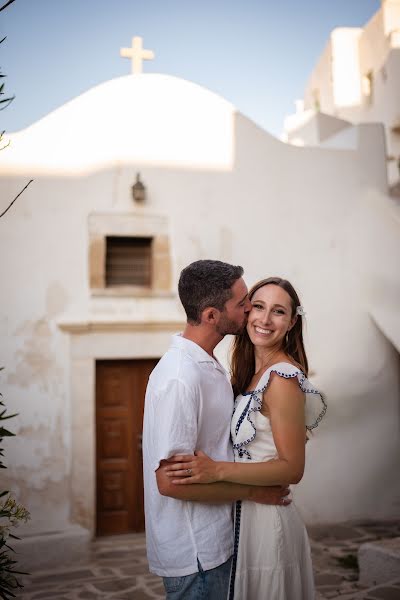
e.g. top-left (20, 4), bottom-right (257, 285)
top-left (216, 314), bottom-right (248, 337)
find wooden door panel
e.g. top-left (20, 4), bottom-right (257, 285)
top-left (100, 470), bottom-right (127, 510)
top-left (98, 365), bottom-right (131, 408)
top-left (98, 419), bottom-right (129, 458)
top-left (130, 360), bottom-right (156, 529)
top-left (96, 358), bottom-right (157, 536)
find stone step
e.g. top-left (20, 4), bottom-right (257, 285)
top-left (358, 536), bottom-right (400, 587)
top-left (13, 524), bottom-right (91, 571)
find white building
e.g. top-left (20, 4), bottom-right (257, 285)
top-left (1, 37), bottom-right (399, 569)
top-left (283, 0), bottom-right (400, 189)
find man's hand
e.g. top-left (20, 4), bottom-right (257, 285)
top-left (248, 485), bottom-right (291, 506)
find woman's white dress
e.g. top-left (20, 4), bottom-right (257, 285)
top-left (228, 362), bottom-right (326, 600)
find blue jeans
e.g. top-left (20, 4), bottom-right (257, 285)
top-left (163, 556), bottom-right (232, 600)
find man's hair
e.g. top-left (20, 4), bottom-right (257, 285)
top-left (178, 260), bottom-right (244, 324)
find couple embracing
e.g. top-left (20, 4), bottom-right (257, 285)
top-left (143, 260), bottom-right (326, 599)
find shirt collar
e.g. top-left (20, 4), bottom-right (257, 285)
top-left (171, 333), bottom-right (227, 373)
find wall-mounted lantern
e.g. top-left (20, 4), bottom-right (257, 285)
top-left (131, 173), bottom-right (146, 203)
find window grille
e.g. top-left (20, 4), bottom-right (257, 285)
top-left (106, 236), bottom-right (152, 287)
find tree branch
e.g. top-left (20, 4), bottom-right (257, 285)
top-left (0, 180), bottom-right (33, 219)
top-left (0, 0), bottom-right (16, 12)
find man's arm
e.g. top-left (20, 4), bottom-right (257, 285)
top-left (148, 378), bottom-right (289, 505)
top-left (156, 461), bottom-right (290, 505)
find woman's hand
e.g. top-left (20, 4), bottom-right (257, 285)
top-left (164, 450), bottom-right (222, 484)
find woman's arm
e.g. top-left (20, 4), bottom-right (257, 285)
top-left (165, 374), bottom-right (306, 487)
top-left (157, 462), bottom-right (291, 504)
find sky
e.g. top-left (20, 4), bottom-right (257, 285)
top-left (1, 0), bottom-right (380, 137)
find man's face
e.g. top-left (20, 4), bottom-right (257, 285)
top-left (216, 277), bottom-right (252, 336)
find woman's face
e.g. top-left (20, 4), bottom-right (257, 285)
top-left (247, 284), bottom-right (295, 350)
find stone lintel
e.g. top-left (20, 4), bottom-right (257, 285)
top-left (58, 319), bottom-right (185, 334)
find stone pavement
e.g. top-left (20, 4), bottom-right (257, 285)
top-left (309, 520), bottom-right (400, 600)
top-left (17, 520), bottom-right (400, 599)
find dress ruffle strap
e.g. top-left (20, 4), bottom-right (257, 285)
top-left (233, 362), bottom-right (327, 458)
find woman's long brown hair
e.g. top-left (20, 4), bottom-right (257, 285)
top-left (231, 277), bottom-right (308, 397)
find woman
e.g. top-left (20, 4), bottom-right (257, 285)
top-left (165, 277), bottom-right (327, 600)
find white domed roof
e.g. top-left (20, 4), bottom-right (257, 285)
top-left (1, 74), bottom-right (235, 174)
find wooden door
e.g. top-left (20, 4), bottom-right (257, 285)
top-left (96, 358), bottom-right (157, 536)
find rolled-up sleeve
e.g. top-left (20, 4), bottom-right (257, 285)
top-left (145, 378), bottom-right (198, 472)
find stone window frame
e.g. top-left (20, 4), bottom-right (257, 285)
top-left (88, 212), bottom-right (172, 297)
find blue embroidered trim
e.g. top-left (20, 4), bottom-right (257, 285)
top-left (235, 397), bottom-right (252, 434)
top-left (232, 390), bottom-right (262, 452)
top-left (228, 500), bottom-right (242, 600)
top-left (232, 368), bottom-right (327, 459)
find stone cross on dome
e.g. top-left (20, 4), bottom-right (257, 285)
top-left (120, 36), bottom-right (155, 74)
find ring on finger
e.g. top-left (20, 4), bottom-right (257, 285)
top-left (186, 468), bottom-right (192, 475)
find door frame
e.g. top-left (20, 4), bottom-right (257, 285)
top-left (61, 320), bottom-right (184, 537)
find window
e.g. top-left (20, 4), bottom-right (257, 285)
top-left (105, 236), bottom-right (152, 287)
top-left (312, 89), bottom-right (320, 112)
top-left (362, 71), bottom-right (373, 104)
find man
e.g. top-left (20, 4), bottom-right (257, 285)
top-left (142, 260), bottom-right (289, 599)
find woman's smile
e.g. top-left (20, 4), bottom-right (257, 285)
top-left (254, 326), bottom-right (273, 335)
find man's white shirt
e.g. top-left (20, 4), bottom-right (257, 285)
top-left (142, 334), bottom-right (234, 577)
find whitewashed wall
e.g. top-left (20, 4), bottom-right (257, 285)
top-left (295, 1), bottom-right (400, 185)
top-left (0, 74), bottom-right (399, 542)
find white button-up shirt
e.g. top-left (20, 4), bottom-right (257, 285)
top-left (143, 334), bottom-right (234, 577)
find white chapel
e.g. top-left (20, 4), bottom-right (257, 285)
top-left (0, 31), bottom-right (399, 568)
